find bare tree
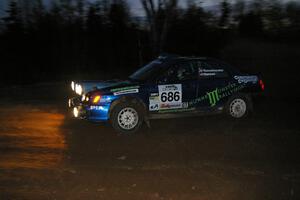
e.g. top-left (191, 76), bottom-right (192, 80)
top-left (3, 0), bottom-right (24, 34)
top-left (219, 0), bottom-right (231, 28)
top-left (233, 0), bottom-right (245, 20)
top-left (140, 0), bottom-right (178, 55)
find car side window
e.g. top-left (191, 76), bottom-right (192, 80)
top-left (197, 60), bottom-right (229, 79)
top-left (162, 61), bottom-right (198, 82)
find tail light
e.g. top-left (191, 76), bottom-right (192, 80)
top-left (259, 80), bottom-right (265, 91)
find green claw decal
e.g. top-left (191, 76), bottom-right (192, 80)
top-left (189, 83), bottom-right (245, 107)
top-left (207, 89), bottom-right (220, 107)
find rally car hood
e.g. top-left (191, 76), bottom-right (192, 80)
top-left (72, 79), bottom-right (138, 95)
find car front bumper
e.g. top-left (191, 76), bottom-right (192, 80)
top-left (69, 97), bottom-right (110, 122)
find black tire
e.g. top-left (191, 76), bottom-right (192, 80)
top-left (225, 95), bottom-right (252, 119)
top-left (110, 101), bottom-right (144, 134)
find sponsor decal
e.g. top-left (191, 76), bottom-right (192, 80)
top-left (113, 89), bottom-right (139, 96)
top-left (111, 86), bottom-right (140, 93)
top-left (149, 93), bottom-right (160, 111)
top-left (150, 103), bottom-right (159, 111)
top-left (182, 102), bottom-right (189, 108)
top-left (150, 93), bottom-right (159, 97)
top-left (90, 105), bottom-right (104, 110)
top-left (100, 96), bottom-right (112, 103)
top-left (234, 76), bottom-right (258, 84)
top-left (189, 83), bottom-right (245, 107)
top-left (189, 93), bottom-right (209, 106)
top-left (160, 103), bottom-right (182, 109)
top-left (160, 84), bottom-right (179, 91)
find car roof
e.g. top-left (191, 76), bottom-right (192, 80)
top-left (158, 54), bottom-right (208, 61)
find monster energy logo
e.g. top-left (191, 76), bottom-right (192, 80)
top-left (189, 83), bottom-right (245, 107)
top-left (207, 89), bottom-right (219, 106)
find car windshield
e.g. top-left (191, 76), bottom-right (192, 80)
top-left (129, 60), bottom-right (163, 81)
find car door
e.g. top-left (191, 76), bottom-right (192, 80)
top-left (192, 60), bottom-right (232, 110)
top-left (148, 60), bottom-right (198, 113)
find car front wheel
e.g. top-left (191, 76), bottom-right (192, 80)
top-left (110, 102), bottom-right (143, 134)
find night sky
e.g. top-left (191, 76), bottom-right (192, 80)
top-left (0, 0), bottom-right (299, 17)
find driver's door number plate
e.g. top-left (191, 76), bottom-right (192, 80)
top-left (149, 84), bottom-right (183, 111)
top-left (158, 84), bottom-right (182, 110)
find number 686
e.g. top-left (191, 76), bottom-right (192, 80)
top-left (161, 91), bottom-right (180, 102)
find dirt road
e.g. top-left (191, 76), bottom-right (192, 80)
top-left (0, 83), bottom-right (299, 200)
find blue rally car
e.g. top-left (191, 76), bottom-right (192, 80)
top-left (69, 55), bottom-right (264, 133)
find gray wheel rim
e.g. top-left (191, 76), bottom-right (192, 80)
top-left (117, 107), bottom-right (139, 130)
top-left (229, 98), bottom-right (247, 118)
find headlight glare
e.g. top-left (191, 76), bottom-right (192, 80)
top-left (73, 107), bottom-right (79, 118)
top-left (75, 84), bottom-right (83, 95)
top-left (71, 81), bottom-right (75, 91)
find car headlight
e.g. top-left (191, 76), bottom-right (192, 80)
top-left (75, 84), bottom-right (83, 95)
top-left (81, 94), bottom-right (90, 102)
top-left (73, 107), bottom-right (79, 118)
top-left (71, 81), bottom-right (75, 91)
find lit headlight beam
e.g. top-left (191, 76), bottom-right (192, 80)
top-left (71, 81), bottom-right (75, 91)
top-left (75, 84), bottom-right (83, 95)
top-left (73, 107), bottom-right (79, 118)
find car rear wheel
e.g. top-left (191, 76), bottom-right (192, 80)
top-left (110, 102), bottom-right (143, 134)
top-left (226, 95), bottom-right (250, 118)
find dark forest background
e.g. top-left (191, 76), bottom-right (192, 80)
top-left (0, 0), bottom-right (300, 97)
